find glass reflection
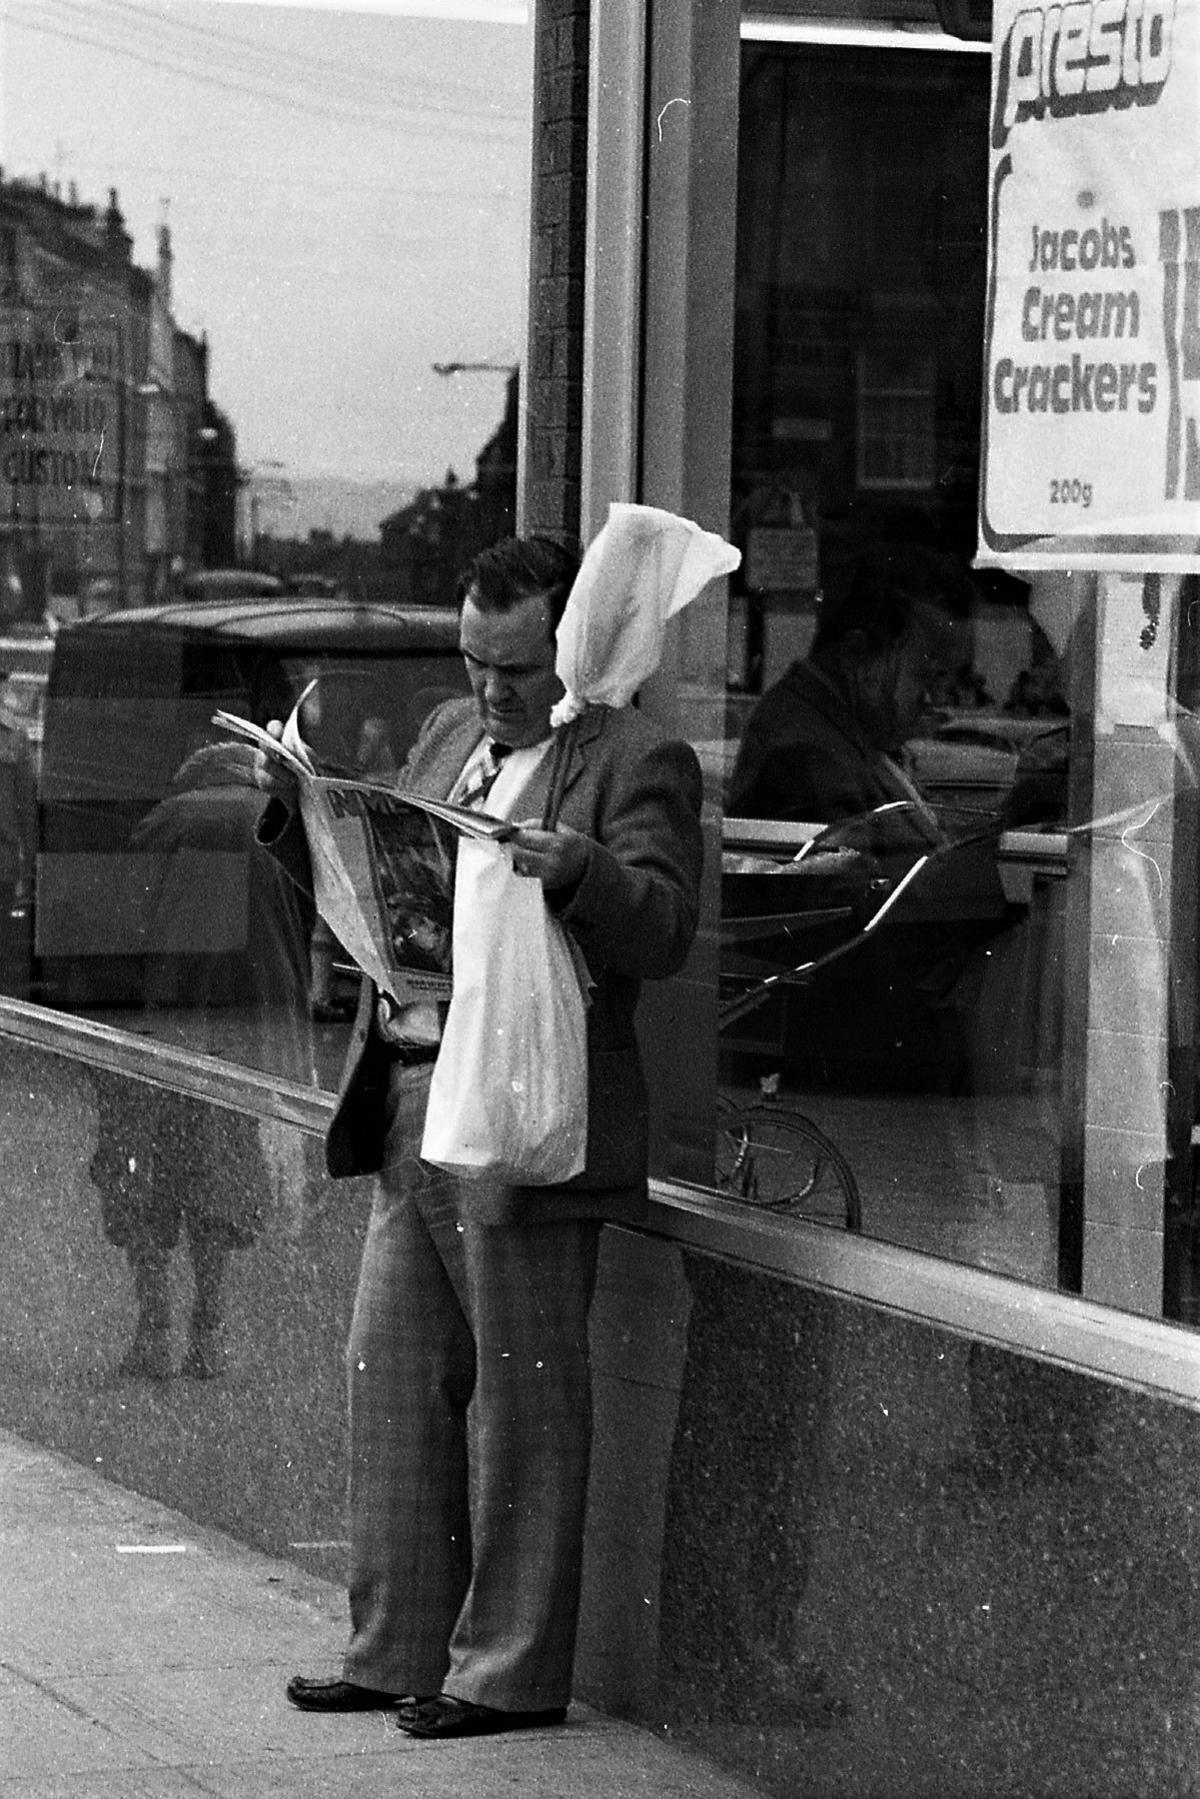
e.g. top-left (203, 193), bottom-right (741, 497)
top-left (718, 29), bottom-right (1074, 1290)
top-left (0, 0), bottom-right (530, 1079)
top-left (34, 611), bottom-right (470, 1082)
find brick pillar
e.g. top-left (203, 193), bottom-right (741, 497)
top-left (522, 0), bottom-right (589, 545)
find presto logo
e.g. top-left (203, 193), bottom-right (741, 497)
top-left (992, 0), bottom-right (1176, 148)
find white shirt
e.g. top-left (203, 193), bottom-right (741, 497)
top-left (449, 733), bottom-right (553, 818)
top-left (379, 732), bottom-right (554, 1045)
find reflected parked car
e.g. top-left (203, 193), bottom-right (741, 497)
top-left (0, 669), bottom-right (49, 771)
top-left (0, 636), bottom-right (51, 995)
top-left (903, 712), bottom-right (1064, 817)
top-left (31, 596), bottom-right (469, 1009)
top-left (285, 574), bottom-right (348, 598)
top-left (177, 568), bottom-right (288, 601)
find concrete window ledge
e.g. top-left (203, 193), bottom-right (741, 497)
top-left (0, 997), bottom-right (332, 1133)
top-left (4, 996), bottom-right (1199, 1409)
top-left (646, 1181), bottom-right (1200, 1411)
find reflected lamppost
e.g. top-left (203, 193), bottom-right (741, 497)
top-left (431, 360), bottom-right (520, 550)
top-left (432, 361), bottom-right (517, 377)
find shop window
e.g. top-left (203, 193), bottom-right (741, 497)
top-left (658, 8), bottom-right (1200, 1331)
top-left (0, 2), bottom-right (531, 1086)
top-left (704, 24), bottom-right (1093, 1299)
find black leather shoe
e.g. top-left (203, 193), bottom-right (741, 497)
top-left (286, 1675), bottom-right (403, 1711)
top-left (397, 1693), bottom-right (567, 1738)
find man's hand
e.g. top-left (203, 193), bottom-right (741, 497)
top-left (252, 720), bottom-right (299, 804)
top-left (509, 822), bottom-right (589, 891)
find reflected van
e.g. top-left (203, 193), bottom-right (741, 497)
top-left (31, 595), bottom-right (468, 1012)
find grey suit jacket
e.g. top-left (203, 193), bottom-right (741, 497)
top-left (270, 699), bottom-right (703, 1225)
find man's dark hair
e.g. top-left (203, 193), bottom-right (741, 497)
top-left (456, 535), bottom-right (580, 630)
top-left (812, 542), bottom-right (976, 659)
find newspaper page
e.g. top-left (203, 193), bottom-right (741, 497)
top-left (213, 690), bottom-right (513, 1008)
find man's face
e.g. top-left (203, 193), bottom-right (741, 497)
top-left (458, 588), bottom-right (563, 748)
top-left (885, 631), bottom-right (937, 743)
top-left (855, 606), bottom-right (971, 750)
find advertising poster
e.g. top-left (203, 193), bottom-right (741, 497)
top-left (0, 306), bottom-right (122, 535)
top-left (978, 0), bottom-right (1200, 569)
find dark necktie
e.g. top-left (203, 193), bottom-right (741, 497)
top-left (457, 739), bottom-right (512, 811)
top-left (374, 741), bottom-right (514, 1047)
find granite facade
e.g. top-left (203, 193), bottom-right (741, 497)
top-left (646, 1254), bottom-right (1200, 1797)
top-left (3, 1035), bottom-right (1200, 1796)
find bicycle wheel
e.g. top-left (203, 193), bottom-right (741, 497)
top-left (716, 1102), bottom-right (861, 1231)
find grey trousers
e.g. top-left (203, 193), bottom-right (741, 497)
top-left (341, 1064), bottom-right (601, 1708)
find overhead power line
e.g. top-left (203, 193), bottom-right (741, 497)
top-left (17, 151), bottom-right (525, 210)
top-left (93, 0), bottom-right (520, 120)
top-left (1, 0), bottom-right (527, 142)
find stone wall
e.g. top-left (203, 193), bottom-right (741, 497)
top-left (6, 1033), bottom-right (1200, 1797)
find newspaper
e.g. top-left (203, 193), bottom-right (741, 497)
top-left (213, 685), bottom-right (514, 1008)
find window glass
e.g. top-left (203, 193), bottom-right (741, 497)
top-left (712, 28), bottom-right (1087, 1293)
top-left (0, 0), bottom-right (529, 1084)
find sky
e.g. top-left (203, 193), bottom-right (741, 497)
top-left (0, 0), bottom-right (533, 500)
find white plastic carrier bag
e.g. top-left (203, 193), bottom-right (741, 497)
top-left (551, 501), bottom-right (741, 725)
top-left (420, 835), bottom-right (589, 1186)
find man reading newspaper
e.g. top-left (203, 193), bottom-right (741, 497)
top-left (254, 534), bottom-right (703, 1740)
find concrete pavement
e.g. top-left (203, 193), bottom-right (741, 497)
top-left (0, 1428), bottom-right (759, 1798)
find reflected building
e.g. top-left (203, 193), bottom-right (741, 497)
top-left (173, 331), bottom-right (238, 573)
top-left (379, 368), bottom-right (519, 608)
top-left (0, 174), bottom-right (237, 615)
